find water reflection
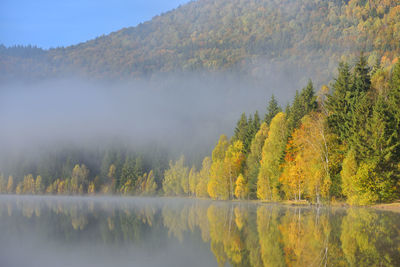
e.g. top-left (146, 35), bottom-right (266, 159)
top-left (0, 195), bottom-right (399, 267)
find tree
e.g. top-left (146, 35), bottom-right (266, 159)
top-left (35, 175), bottom-right (44, 194)
top-left (208, 135), bottom-right (229, 199)
top-left (71, 164), bottom-right (89, 194)
top-left (107, 164), bottom-right (116, 193)
top-left (232, 113), bottom-right (248, 144)
top-left (245, 122), bottom-right (269, 199)
top-left (144, 170), bottom-right (157, 195)
top-left (163, 156), bottom-right (188, 196)
top-left (224, 140), bottom-right (245, 199)
top-left (196, 157), bottom-right (211, 198)
top-left (188, 166), bottom-right (198, 196)
top-left (257, 112), bottom-right (288, 200)
top-left (264, 95), bottom-right (282, 125)
top-left (7, 175), bottom-right (14, 193)
top-left (280, 113), bottom-right (331, 203)
top-left (23, 174), bottom-right (35, 194)
top-left (234, 173), bottom-right (248, 199)
top-left (327, 62), bottom-right (352, 140)
top-left (287, 80), bottom-right (317, 133)
top-left (120, 156), bottom-right (136, 190)
top-left (88, 182), bottom-right (95, 195)
top-left (0, 174), bottom-right (5, 193)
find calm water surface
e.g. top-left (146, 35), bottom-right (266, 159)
top-left (0, 195), bottom-right (399, 267)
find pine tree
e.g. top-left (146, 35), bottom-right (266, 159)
top-left (287, 80), bottom-right (317, 134)
top-left (233, 113), bottom-right (248, 144)
top-left (120, 156), bottom-right (137, 191)
top-left (264, 95), bottom-right (281, 125)
top-left (327, 62), bottom-right (352, 140)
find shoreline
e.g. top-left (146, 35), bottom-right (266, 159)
top-left (2, 194), bottom-right (400, 212)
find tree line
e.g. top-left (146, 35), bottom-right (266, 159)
top-left (162, 55), bottom-right (400, 205)
top-left (1, 54), bottom-right (399, 205)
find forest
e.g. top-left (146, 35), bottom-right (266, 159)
top-left (1, 55), bottom-right (399, 205)
top-left (1, 0), bottom-right (399, 85)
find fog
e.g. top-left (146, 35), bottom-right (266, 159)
top-left (0, 195), bottom-right (220, 267)
top-left (0, 70), bottom-right (301, 166)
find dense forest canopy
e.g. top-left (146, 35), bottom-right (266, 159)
top-left (1, 0), bottom-right (399, 83)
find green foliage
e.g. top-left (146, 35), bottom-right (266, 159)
top-left (245, 122), bottom-right (269, 199)
top-left (264, 95), bottom-right (281, 126)
top-left (162, 156), bottom-right (189, 196)
top-left (2, 0), bottom-right (399, 84)
top-left (257, 112), bottom-right (288, 200)
top-left (287, 80), bottom-right (317, 133)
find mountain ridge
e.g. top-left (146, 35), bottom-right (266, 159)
top-left (1, 0), bottom-right (399, 84)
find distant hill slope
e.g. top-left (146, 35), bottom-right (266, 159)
top-left (1, 0), bottom-right (399, 83)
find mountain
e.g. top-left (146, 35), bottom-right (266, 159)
top-left (1, 0), bottom-right (399, 83)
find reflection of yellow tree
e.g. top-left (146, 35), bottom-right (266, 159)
top-left (195, 203), bottom-right (210, 242)
top-left (257, 206), bottom-right (285, 267)
top-left (207, 204), bottom-right (245, 266)
top-left (162, 204), bottom-right (189, 242)
top-left (341, 208), bottom-right (400, 267)
top-left (279, 208), bottom-right (331, 266)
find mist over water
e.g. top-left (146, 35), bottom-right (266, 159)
top-left (1, 196), bottom-right (400, 267)
top-left (0, 70), bottom-right (300, 168)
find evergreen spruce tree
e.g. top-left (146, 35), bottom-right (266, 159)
top-left (287, 81), bottom-right (316, 134)
top-left (264, 95), bottom-right (281, 125)
top-left (327, 62), bottom-right (352, 140)
top-left (233, 113), bottom-right (248, 144)
top-left (120, 156), bottom-right (137, 189)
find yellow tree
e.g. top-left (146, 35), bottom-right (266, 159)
top-left (280, 113), bottom-right (331, 203)
top-left (71, 164), bottom-right (89, 194)
top-left (7, 175), bottom-right (14, 193)
top-left (280, 136), bottom-right (305, 201)
top-left (144, 170), bottom-right (157, 195)
top-left (0, 174), bottom-right (5, 193)
top-left (257, 112), bottom-right (288, 200)
top-left (196, 157), bottom-right (211, 197)
top-left (15, 182), bottom-right (23, 194)
top-left (224, 140), bottom-right (245, 199)
top-left (88, 182), bottom-right (95, 195)
top-left (188, 166), bottom-right (198, 197)
top-left (245, 122), bottom-right (269, 199)
top-left (208, 135), bottom-right (229, 199)
top-left (35, 175), bottom-right (44, 195)
top-left (234, 173), bottom-right (248, 199)
top-left (107, 164), bottom-right (116, 193)
top-left (163, 156), bottom-right (188, 196)
top-left (23, 174), bottom-right (35, 194)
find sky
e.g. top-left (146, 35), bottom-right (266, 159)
top-left (0, 0), bottom-right (192, 49)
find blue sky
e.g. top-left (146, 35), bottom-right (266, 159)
top-left (0, 0), bottom-right (191, 49)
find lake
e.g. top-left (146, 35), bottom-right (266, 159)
top-left (0, 195), bottom-right (399, 267)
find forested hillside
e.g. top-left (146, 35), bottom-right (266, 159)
top-left (1, 0), bottom-right (399, 83)
top-left (3, 56), bottom-right (400, 205)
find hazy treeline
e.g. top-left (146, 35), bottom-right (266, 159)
top-left (0, 144), bottom-right (168, 197)
top-left (2, 55), bottom-right (399, 205)
top-left (162, 55), bottom-right (400, 205)
top-left (1, 197), bottom-right (399, 266)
